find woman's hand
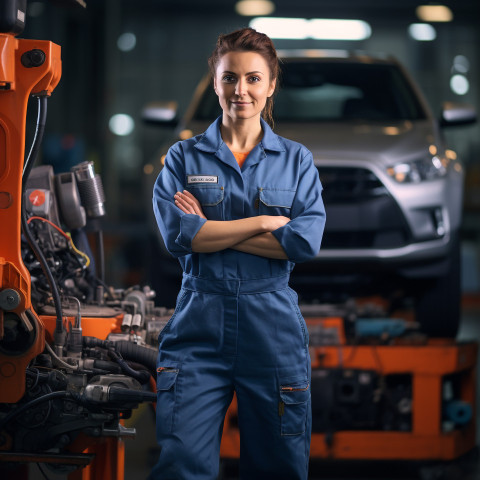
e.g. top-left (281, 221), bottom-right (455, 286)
top-left (174, 190), bottom-right (207, 219)
top-left (259, 215), bottom-right (290, 232)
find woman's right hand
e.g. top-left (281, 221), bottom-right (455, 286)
top-left (174, 190), bottom-right (207, 219)
top-left (260, 215), bottom-right (290, 232)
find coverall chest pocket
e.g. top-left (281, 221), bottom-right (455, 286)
top-left (188, 185), bottom-right (225, 220)
top-left (258, 188), bottom-right (295, 217)
top-left (278, 379), bottom-right (310, 436)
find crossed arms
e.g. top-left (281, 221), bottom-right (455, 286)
top-left (174, 190), bottom-right (289, 259)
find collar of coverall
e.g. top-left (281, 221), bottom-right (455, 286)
top-left (194, 116), bottom-right (286, 154)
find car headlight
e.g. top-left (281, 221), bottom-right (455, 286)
top-left (386, 156), bottom-right (447, 183)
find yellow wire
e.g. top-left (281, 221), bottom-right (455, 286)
top-left (27, 216), bottom-right (91, 268)
top-left (67, 233), bottom-right (91, 267)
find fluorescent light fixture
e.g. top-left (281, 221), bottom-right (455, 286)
top-left (250, 17), bottom-right (309, 39)
top-left (416, 5), bottom-right (453, 22)
top-left (276, 49), bottom-right (349, 58)
top-left (142, 102), bottom-right (177, 122)
top-left (250, 17), bottom-right (371, 41)
top-left (408, 23), bottom-right (437, 41)
top-left (309, 19), bottom-right (371, 40)
top-left (235, 0), bottom-right (275, 16)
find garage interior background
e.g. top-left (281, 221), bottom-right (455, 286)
top-left (18, 0), bottom-right (480, 477)
top-left (21, 0), bottom-right (480, 303)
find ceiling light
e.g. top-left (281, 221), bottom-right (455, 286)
top-left (143, 164), bottom-right (154, 175)
top-left (142, 102), bottom-right (177, 122)
top-left (450, 75), bottom-right (469, 95)
top-left (117, 32), bottom-right (136, 52)
top-left (309, 19), bottom-right (371, 40)
top-left (250, 17), bottom-right (371, 41)
top-left (250, 18), bottom-right (309, 39)
top-left (416, 5), bottom-right (453, 22)
top-left (236, 0), bottom-right (275, 16)
top-left (453, 55), bottom-right (470, 73)
top-left (408, 23), bottom-right (437, 41)
top-left (109, 114), bottom-right (135, 136)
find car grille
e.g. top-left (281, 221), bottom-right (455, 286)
top-left (316, 166), bottom-right (411, 249)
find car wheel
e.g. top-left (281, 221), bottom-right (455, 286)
top-left (414, 234), bottom-right (461, 338)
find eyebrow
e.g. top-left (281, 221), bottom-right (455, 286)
top-left (222, 70), bottom-right (264, 75)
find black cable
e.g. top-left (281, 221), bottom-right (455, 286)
top-left (108, 349), bottom-right (150, 385)
top-left (20, 95), bottom-right (64, 337)
top-left (22, 96), bottom-right (47, 184)
top-left (95, 276), bottom-right (116, 300)
top-left (22, 202), bottom-right (64, 335)
top-left (0, 391), bottom-right (71, 431)
top-left (37, 463), bottom-right (50, 480)
top-left (96, 229), bottom-right (105, 283)
top-left (82, 337), bottom-right (157, 375)
top-left (113, 340), bottom-right (157, 375)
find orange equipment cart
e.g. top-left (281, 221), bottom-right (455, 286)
top-left (220, 316), bottom-right (477, 462)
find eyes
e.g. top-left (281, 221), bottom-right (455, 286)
top-left (221, 74), bottom-right (262, 84)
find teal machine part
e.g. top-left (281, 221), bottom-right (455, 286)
top-left (444, 400), bottom-right (473, 426)
top-left (355, 318), bottom-right (409, 338)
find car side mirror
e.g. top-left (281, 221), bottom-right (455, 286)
top-left (141, 101), bottom-right (179, 127)
top-left (440, 101), bottom-right (477, 127)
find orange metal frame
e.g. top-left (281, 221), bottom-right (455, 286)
top-left (0, 33), bottom-right (61, 403)
top-left (0, 33), bottom-right (128, 480)
top-left (220, 318), bottom-right (478, 461)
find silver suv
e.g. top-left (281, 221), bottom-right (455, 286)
top-left (152, 50), bottom-right (476, 338)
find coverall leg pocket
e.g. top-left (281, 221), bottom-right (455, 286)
top-left (156, 364), bottom-right (180, 434)
top-left (279, 378), bottom-right (310, 436)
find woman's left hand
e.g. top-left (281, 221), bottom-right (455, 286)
top-left (174, 190), bottom-right (207, 219)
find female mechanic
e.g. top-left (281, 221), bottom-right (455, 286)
top-left (149, 27), bottom-right (326, 480)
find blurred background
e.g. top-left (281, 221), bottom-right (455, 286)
top-left (18, 1), bottom-right (480, 478)
top-left (21, 0), bottom-right (480, 304)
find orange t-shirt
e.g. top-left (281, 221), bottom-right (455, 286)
top-left (232, 151), bottom-right (250, 168)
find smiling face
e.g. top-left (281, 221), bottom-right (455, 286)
top-left (213, 51), bottom-right (276, 125)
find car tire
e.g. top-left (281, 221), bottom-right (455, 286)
top-left (414, 234), bottom-right (461, 338)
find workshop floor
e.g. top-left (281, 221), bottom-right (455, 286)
top-left (26, 301), bottom-right (480, 480)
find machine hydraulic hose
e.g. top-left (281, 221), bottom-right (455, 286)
top-left (83, 337), bottom-right (157, 375)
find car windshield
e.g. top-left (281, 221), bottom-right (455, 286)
top-left (193, 59), bottom-right (427, 123)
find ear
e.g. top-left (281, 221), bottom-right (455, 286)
top-left (267, 78), bottom-right (276, 98)
top-left (213, 77), bottom-right (219, 96)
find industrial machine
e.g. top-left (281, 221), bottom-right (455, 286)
top-left (0, 1), bottom-right (167, 478)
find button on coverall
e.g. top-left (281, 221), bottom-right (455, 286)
top-left (149, 117), bottom-right (326, 480)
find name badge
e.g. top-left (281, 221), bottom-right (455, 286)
top-left (187, 175), bottom-right (218, 184)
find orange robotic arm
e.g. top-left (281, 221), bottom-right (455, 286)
top-left (0, 26), bottom-right (61, 402)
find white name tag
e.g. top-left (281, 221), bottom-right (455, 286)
top-left (187, 175), bottom-right (218, 184)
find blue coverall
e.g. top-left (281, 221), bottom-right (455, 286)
top-left (150, 117), bottom-right (326, 480)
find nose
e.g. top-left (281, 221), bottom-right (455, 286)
top-left (235, 78), bottom-right (247, 97)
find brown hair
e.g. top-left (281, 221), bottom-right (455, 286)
top-left (208, 27), bottom-right (279, 128)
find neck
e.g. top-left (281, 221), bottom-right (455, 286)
top-left (220, 115), bottom-right (263, 153)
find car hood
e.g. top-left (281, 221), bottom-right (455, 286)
top-left (275, 120), bottom-right (436, 166)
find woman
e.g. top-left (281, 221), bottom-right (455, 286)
top-left (149, 28), bottom-right (326, 480)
